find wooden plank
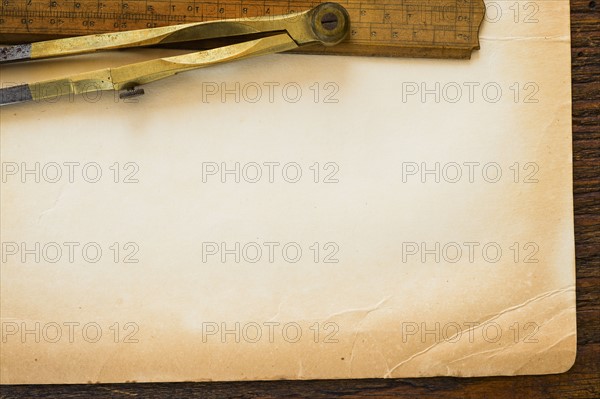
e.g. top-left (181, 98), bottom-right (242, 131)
top-left (0, 0), bottom-right (597, 396)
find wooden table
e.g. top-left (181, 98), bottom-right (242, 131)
top-left (1, 0), bottom-right (598, 397)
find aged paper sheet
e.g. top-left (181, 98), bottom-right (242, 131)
top-left (0, 0), bottom-right (575, 383)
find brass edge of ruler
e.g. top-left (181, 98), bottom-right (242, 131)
top-left (299, 42), bottom-right (480, 60)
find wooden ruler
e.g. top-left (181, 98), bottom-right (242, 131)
top-left (0, 0), bottom-right (485, 58)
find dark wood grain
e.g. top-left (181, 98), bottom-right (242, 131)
top-left (1, 1), bottom-right (598, 397)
